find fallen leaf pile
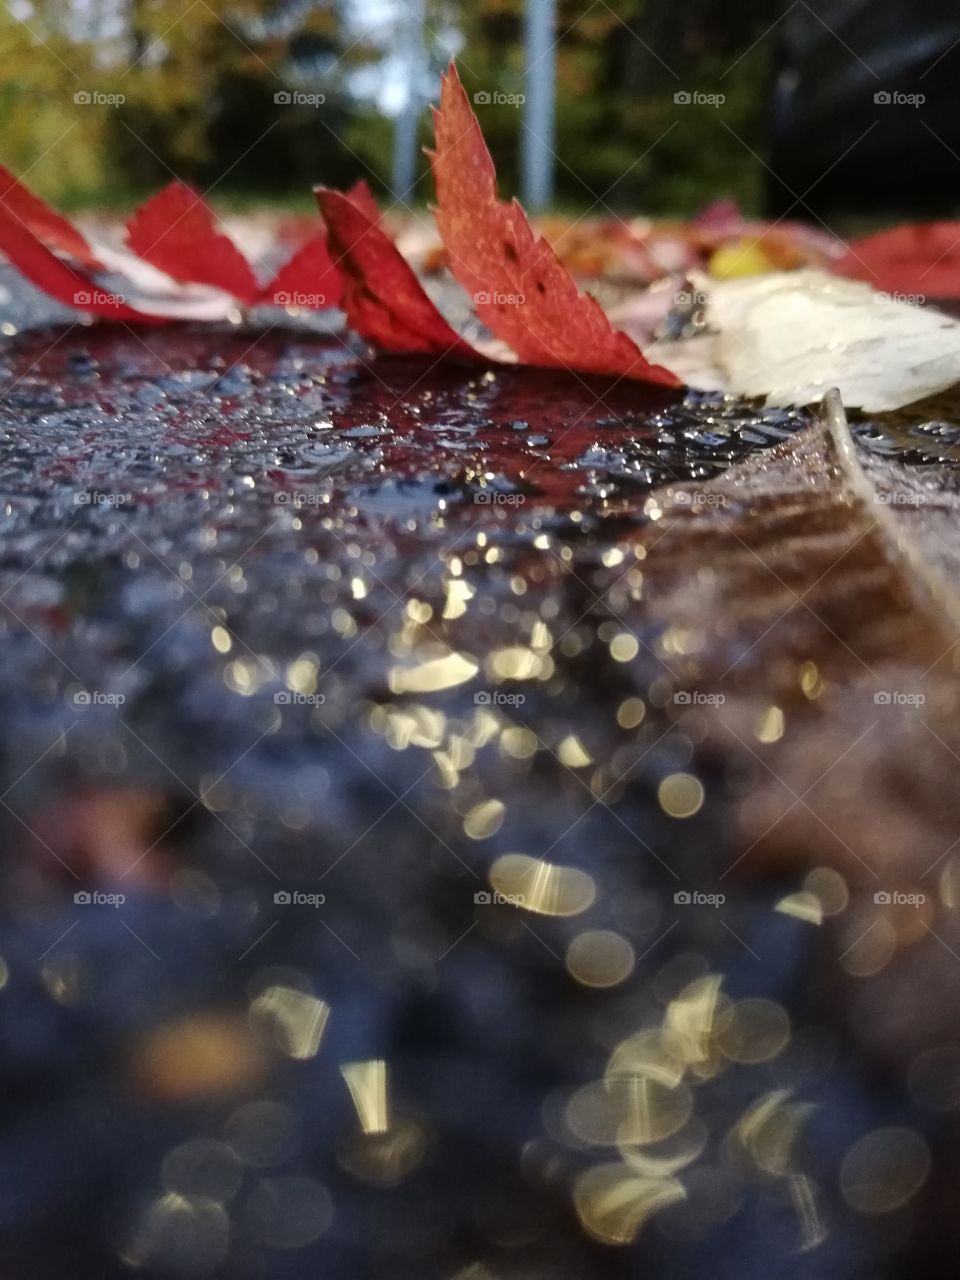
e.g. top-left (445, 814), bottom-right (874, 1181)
top-left (0, 166), bottom-right (356, 321)
top-left (416, 198), bottom-right (843, 286)
top-left (1, 63), bottom-right (960, 408)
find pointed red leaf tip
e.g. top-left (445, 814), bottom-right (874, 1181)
top-left (261, 177), bottom-right (378, 309)
top-left (0, 204), bottom-right (158, 322)
top-left (261, 181), bottom-right (378, 308)
top-left (0, 165), bottom-right (100, 268)
top-left (344, 178), bottom-right (382, 225)
top-left (316, 185), bottom-right (480, 358)
top-left (428, 65), bottom-right (681, 387)
top-left (126, 182), bottom-right (260, 304)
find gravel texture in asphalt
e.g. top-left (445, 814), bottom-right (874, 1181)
top-left (2, 268), bottom-right (960, 1279)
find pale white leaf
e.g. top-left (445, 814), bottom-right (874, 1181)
top-left (659, 270), bottom-right (960, 412)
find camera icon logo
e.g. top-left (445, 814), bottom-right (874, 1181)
top-left (674, 90), bottom-right (691, 105)
top-left (474, 691), bottom-right (491, 705)
top-left (474, 890), bottom-right (492, 904)
top-left (874, 90), bottom-right (891, 105)
top-left (474, 491), bottom-right (492, 504)
top-left (274, 291), bottom-right (290, 305)
top-left (274, 491), bottom-right (290, 505)
top-left (874, 691), bottom-right (891, 705)
top-left (473, 290), bottom-right (491, 305)
top-left (673, 890), bottom-right (691, 905)
top-left (274, 690), bottom-right (292, 704)
top-left (274, 890), bottom-right (292, 904)
top-left (274, 91), bottom-right (292, 105)
top-left (74, 890), bottom-right (91, 904)
top-left (473, 91), bottom-right (491, 105)
top-left (73, 690), bottom-right (91, 705)
top-left (873, 891), bottom-right (892, 905)
top-left (74, 90), bottom-right (91, 105)
top-left (673, 691), bottom-right (691, 704)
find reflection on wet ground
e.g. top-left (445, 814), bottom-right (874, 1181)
top-left (1, 310), bottom-right (960, 1280)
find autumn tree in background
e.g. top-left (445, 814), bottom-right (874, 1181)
top-left (0, 0), bottom-right (361, 204)
top-left (0, 0), bottom-right (773, 212)
top-left (0, 3), bottom-right (107, 201)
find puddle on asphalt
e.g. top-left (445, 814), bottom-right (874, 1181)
top-left (1, 320), bottom-right (960, 1280)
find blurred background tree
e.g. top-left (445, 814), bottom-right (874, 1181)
top-left (0, 0), bottom-right (775, 213)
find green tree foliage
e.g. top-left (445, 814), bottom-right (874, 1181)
top-left (0, 0), bottom-right (772, 212)
top-left (0, 5), bottom-right (108, 201)
top-left (0, 0), bottom-right (346, 203)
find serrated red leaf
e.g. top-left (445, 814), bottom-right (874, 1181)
top-left (316, 186), bottom-right (480, 358)
top-left (0, 205), bottom-right (160, 322)
top-left (126, 181), bottom-right (260, 304)
top-left (0, 165), bottom-right (100, 268)
top-left (428, 65), bottom-right (680, 387)
top-left (836, 222), bottom-right (960, 298)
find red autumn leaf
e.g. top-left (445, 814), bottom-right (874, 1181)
top-left (126, 181), bottom-right (260, 304)
top-left (261, 234), bottom-right (343, 309)
top-left (0, 164), bottom-right (100, 268)
top-left (0, 204), bottom-right (160, 322)
top-left (427, 65), bottom-right (680, 387)
top-left (316, 186), bottom-right (480, 358)
top-left (344, 178), bottom-right (381, 225)
top-left (836, 222), bottom-right (960, 298)
top-left (258, 179), bottom-right (381, 309)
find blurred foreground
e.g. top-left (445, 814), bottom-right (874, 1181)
top-left (1, 268), bottom-right (960, 1276)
